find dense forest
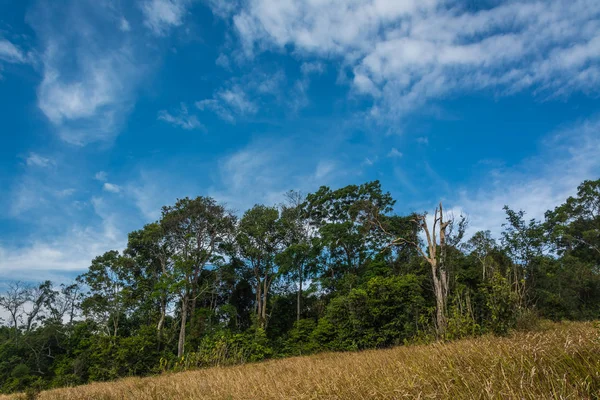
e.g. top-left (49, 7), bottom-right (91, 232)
top-left (1, 179), bottom-right (599, 394)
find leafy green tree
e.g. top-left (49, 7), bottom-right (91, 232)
top-left (78, 251), bottom-right (132, 338)
top-left (546, 179), bottom-right (600, 260)
top-left (126, 223), bottom-right (174, 342)
top-left (305, 181), bottom-right (395, 291)
top-left (160, 196), bottom-right (236, 357)
top-left (236, 205), bottom-right (284, 329)
top-left (276, 191), bottom-right (321, 322)
top-left (501, 207), bottom-right (547, 308)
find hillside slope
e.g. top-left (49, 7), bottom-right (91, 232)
top-left (7, 322), bottom-right (600, 400)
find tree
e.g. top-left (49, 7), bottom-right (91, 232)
top-left (371, 203), bottom-right (465, 337)
top-left (78, 251), bottom-right (132, 338)
top-left (161, 196), bottom-right (236, 357)
top-left (463, 230), bottom-right (497, 280)
top-left (276, 191), bottom-right (320, 322)
top-left (49, 283), bottom-right (82, 325)
top-left (126, 223), bottom-right (173, 342)
top-left (546, 179), bottom-right (600, 259)
top-left (0, 281), bottom-right (29, 344)
top-left (24, 281), bottom-right (55, 333)
top-left (236, 205), bottom-right (284, 329)
top-left (305, 181), bottom-right (395, 290)
top-left (501, 207), bottom-right (547, 308)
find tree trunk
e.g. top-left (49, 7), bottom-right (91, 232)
top-left (11, 314), bottom-right (18, 345)
top-left (157, 297), bottom-right (166, 342)
top-left (297, 265), bottom-right (303, 322)
top-left (261, 280), bottom-right (268, 329)
top-left (177, 295), bottom-right (188, 358)
top-left (432, 272), bottom-right (447, 336)
top-left (256, 281), bottom-right (262, 328)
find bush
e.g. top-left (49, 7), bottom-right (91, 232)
top-left (312, 275), bottom-right (426, 351)
top-left (282, 319), bottom-right (317, 356)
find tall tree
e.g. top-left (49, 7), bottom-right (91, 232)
top-left (463, 230), bottom-right (497, 280)
top-left (24, 281), bottom-right (55, 333)
top-left (126, 222), bottom-right (174, 342)
top-left (546, 179), bottom-right (600, 259)
top-left (78, 250), bottom-right (132, 338)
top-left (161, 196), bottom-right (236, 357)
top-left (237, 204), bottom-right (284, 329)
top-left (501, 207), bottom-right (547, 308)
top-left (277, 191), bottom-right (320, 322)
top-left (0, 281), bottom-right (29, 344)
top-left (305, 181), bottom-right (395, 289)
top-left (370, 203), bottom-right (465, 337)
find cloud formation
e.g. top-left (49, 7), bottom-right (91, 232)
top-left (158, 103), bottom-right (204, 130)
top-left (227, 0), bottom-right (600, 120)
top-left (25, 153), bottom-right (54, 168)
top-left (454, 116), bottom-right (600, 238)
top-left (29, 0), bottom-right (146, 145)
top-left (141, 0), bottom-right (190, 36)
top-left (0, 38), bottom-right (28, 64)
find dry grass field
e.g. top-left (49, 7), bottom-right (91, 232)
top-left (4, 321), bottom-right (600, 400)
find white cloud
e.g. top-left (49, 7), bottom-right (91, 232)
top-left (102, 182), bottom-right (121, 193)
top-left (29, 1), bottom-right (146, 145)
top-left (158, 103), bottom-right (204, 130)
top-left (94, 171), bottom-right (108, 182)
top-left (141, 0), bottom-right (189, 36)
top-left (206, 0), bottom-right (240, 18)
top-left (388, 148), bottom-right (402, 158)
top-left (215, 53), bottom-right (230, 69)
top-left (9, 174), bottom-right (76, 218)
top-left (362, 157), bottom-right (374, 166)
top-left (0, 39), bottom-right (27, 64)
top-left (0, 213), bottom-right (125, 282)
top-left (452, 116), bottom-right (600, 238)
top-left (225, 0), bottom-right (600, 121)
top-left (196, 85), bottom-right (258, 123)
top-left (218, 87), bottom-right (257, 114)
top-left (119, 18), bottom-right (131, 32)
top-left (300, 61), bottom-right (325, 75)
top-left (25, 153), bottom-right (54, 168)
top-left (210, 138), bottom-right (345, 213)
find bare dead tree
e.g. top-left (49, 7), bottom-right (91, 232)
top-left (368, 202), bottom-right (465, 338)
top-left (0, 281), bottom-right (30, 344)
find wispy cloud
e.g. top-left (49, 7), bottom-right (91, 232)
top-left (453, 116), bottom-right (600, 238)
top-left (25, 153), bottom-right (54, 168)
top-left (158, 103), bottom-right (204, 130)
top-left (0, 209), bottom-right (125, 282)
top-left (9, 174), bottom-right (76, 218)
top-left (29, 0), bottom-right (148, 145)
top-left (209, 137), bottom-right (348, 212)
top-left (94, 171), bottom-right (108, 182)
top-left (196, 85), bottom-right (258, 123)
top-left (388, 148), bottom-right (402, 158)
top-left (102, 183), bottom-right (121, 193)
top-left (225, 0), bottom-right (600, 121)
top-left (141, 0), bottom-right (190, 36)
top-left (0, 38), bottom-right (28, 64)
top-left (300, 61), bottom-right (325, 76)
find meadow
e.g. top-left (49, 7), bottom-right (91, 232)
top-left (5, 321), bottom-right (599, 400)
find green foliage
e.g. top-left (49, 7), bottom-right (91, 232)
top-left (167, 327), bottom-right (273, 371)
top-left (282, 319), bottom-right (317, 356)
top-left (312, 275), bottom-right (425, 350)
top-left (481, 271), bottom-right (519, 335)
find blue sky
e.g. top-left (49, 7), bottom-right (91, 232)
top-left (1, 0), bottom-right (600, 283)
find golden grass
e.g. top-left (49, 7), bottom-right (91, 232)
top-left (4, 321), bottom-right (600, 399)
